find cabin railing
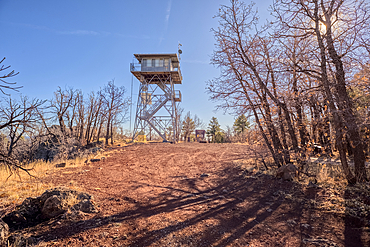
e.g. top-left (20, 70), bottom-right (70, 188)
top-left (174, 90), bottom-right (181, 102)
top-left (130, 63), bottom-right (181, 74)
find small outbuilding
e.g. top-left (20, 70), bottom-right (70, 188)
top-left (195, 130), bottom-right (206, 142)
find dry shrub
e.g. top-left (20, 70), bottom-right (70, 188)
top-left (233, 156), bottom-right (275, 175)
top-left (62, 193), bottom-right (79, 208)
top-left (316, 164), bottom-right (334, 184)
top-left (234, 159), bottom-right (259, 173)
top-left (302, 159), bottom-right (347, 185)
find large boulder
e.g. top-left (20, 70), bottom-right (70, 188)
top-left (2, 187), bottom-right (97, 230)
top-left (276, 163), bottom-right (298, 181)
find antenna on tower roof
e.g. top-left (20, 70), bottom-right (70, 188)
top-left (178, 42), bottom-right (182, 60)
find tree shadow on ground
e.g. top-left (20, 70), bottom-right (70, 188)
top-left (31, 165), bottom-right (309, 246)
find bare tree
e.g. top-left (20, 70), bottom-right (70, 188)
top-left (50, 87), bottom-right (77, 136)
top-left (0, 57), bottom-right (22, 95)
top-left (175, 106), bottom-right (184, 142)
top-left (101, 80), bottom-right (130, 145)
top-left (208, 0), bottom-right (293, 166)
top-left (273, 0), bottom-right (370, 183)
top-left (208, 0), bottom-right (370, 183)
top-left (0, 96), bottom-right (44, 174)
top-left (182, 111), bottom-right (196, 142)
top-left (76, 92), bottom-right (85, 141)
top-left (65, 89), bottom-right (83, 138)
top-left (84, 91), bottom-right (104, 145)
top-left (194, 114), bottom-right (204, 129)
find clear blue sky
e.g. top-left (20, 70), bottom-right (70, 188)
top-left (0, 0), bottom-right (272, 131)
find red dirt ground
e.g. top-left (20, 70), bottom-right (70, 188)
top-left (9, 143), bottom-right (370, 246)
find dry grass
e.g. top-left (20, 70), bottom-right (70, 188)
top-left (233, 157), bottom-right (275, 176)
top-left (234, 153), bottom-right (370, 220)
top-left (234, 152), bottom-right (348, 186)
top-left (0, 156), bottom-right (90, 209)
top-left (0, 161), bottom-right (54, 208)
top-left (306, 156), bottom-right (348, 185)
top-left (0, 141), bottom-right (129, 209)
top-left (315, 163), bottom-right (345, 184)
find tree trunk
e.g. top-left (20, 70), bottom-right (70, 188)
top-left (313, 6), bottom-right (357, 183)
top-left (110, 121), bottom-right (114, 145)
top-left (96, 117), bottom-right (103, 143)
top-left (324, 11), bottom-right (368, 182)
top-left (105, 119), bottom-right (110, 146)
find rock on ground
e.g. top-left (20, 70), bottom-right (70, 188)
top-left (2, 187), bottom-right (97, 230)
top-left (276, 163), bottom-right (298, 181)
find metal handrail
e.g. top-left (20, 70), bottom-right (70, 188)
top-left (175, 90), bottom-right (181, 98)
top-left (130, 63), bottom-right (141, 72)
top-left (142, 95), bottom-right (168, 119)
top-left (130, 62), bottom-right (181, 73)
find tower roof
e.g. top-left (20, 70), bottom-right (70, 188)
top-left (134, 53), bottom-right (179, 63)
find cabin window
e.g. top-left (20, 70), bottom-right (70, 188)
top-left (143, 59), bottom-right (152, 67)
top-left (155, 59), bottom-right (160, 67)
top-left (144, 58), bottom-right (166, 68)
top-left (143, 59), bottom-right (151, 67)
top-left (164, 59), bottom-right (169, 68)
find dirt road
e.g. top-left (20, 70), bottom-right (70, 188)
top-left (17, 143), bottom-right (370, 246)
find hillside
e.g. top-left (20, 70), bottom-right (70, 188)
top-left (1, 142), bottom-right (370, 246)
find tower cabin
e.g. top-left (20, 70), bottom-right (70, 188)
top-left (131, 53), bottom-right (182, 85)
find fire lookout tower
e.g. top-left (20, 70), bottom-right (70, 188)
top-left (131, 53), bottom-right (182, 142)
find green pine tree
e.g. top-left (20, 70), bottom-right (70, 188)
top-left (207, 117), bottom-right (222, 143)
top-left (233, 114), bottom-right (250, 134)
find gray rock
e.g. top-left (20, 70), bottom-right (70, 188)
top-left (301, 223), bottom-right (311, 229)
top-left (287, 219), bottom-right (297, 225)
top-left (39, 187), bottom-right (77, 205)
top-left (72, 199), bottom-right (98, 213)
top-left (200, 173), bottom-right (209, 177)
top-left (76, 192), bottom-right (92, 201)
top-left (21, 197), bottom-right (42, 217)
top-left (0, 219), bottom-right (9, 246)
top-left (2, 187), bottom-right (97, 230)
top-left (3, 212), bottom-right (27, 226)
top-left (55, 162), bottom-right (66, 168)
top-left (276, 163), bottom-right (298, 181)
top-left (41, 195), bottom-right (67, 219)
